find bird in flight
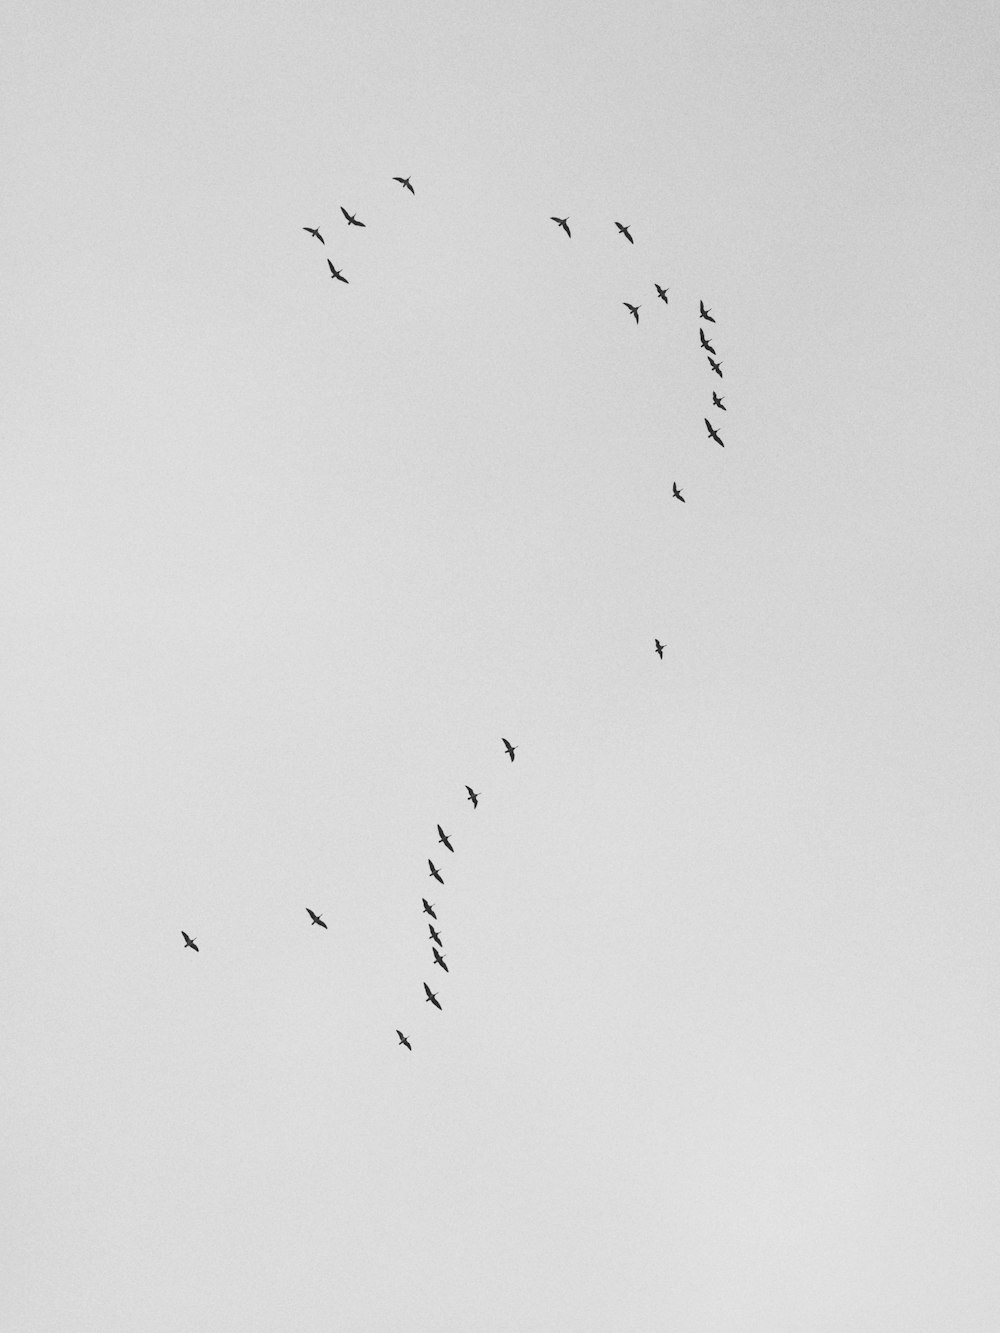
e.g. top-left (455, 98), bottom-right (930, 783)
top-left (705, 418), bottom-right (725, 447)
top-left (424, 981), bottom-right (442, 1010)
top-left (707, 356), bottom-right (723, 378)
top-left (655, 284), bottom-right (669, 304)
top-left (181, 931), bottom-right (199, 952)
top-left (465, 785), bottom-right (480, 808)
top-left (432, 946), bottom-right (449, 973)
top-left (655, 639), bottom-right (665, 659)
top-left (700, 301), bottom-right (715, 323)
top-left (422, 898), bottom-right (437, 920)
top-left (672, 482), bottom-right (686, 503)
top-left (614, 221), bottom-right (634, 244)
top-left (699, 329), bottom-right (717, 354)
top-left (306, 908), bottom-right (328, 929)
top-left (303, 226), bottom-right (324, 244)
top-left (396, 1029), bottom-right (412, 1050)
top-left (393, 176), bottom-right (414, 193)
top-left (712, 391), bottom-right (726, 411)
top-left (428, 859), bottom-right (444, 884)
top-left (551, 216), bottom-right (571, 237)
top-left (340, 207), bottom-right (365, 227)
top-left (327, 259), bottom-right (348, 283)
top-left (624, 302), bottom-right (641, 323)
top-left (437, 824), bottom-right (454, 853)
top-left (502, 737), bottom-right (518, 762)
top-left (428, 923), bottom-right (443, 946)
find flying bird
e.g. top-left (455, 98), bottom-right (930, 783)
top-left (340, 207), bottom-right (365, 227)
top-left (392, 176), bottom-right (414, 193)
top-left (502, 737), bottom-right (517, 762)
top-left (306, 908), bottom-right (328, 929)
top-left (428, 923), bottom-right (443, 946)
top-left (327, 259), bottom-right (348, 283)
top-left (422, 898), bottom-right (437, 919)
top-left (437, 825), bottom-right (454, 853)
top-left (623, 302), bottom-right (641, 323)
top-left (672, 482), bottom-right (685, 503)
top-left (423, 981), bottom-right (442, 1010)
top-left (614, 221), bottom-right (634, 244)
top-left (712, 391), bottom-right (726, 411)
top-left (396, 1030), bottom-right (412, 1050)
top-left (705, 418), bottom-right (725, 447)
top-left (428, 860), bottom-right (444, 884)
top-left (303, 226), bottom-right (324, 244)
top-left (707, 356), bottom-right (723, 378)
top-left (699, 329), bottom-right (717, 354)
top-left (700, 301), bottom-right (715, 323)
top-left (551, 216), bottom-right (571, 236)
top-left (655, 639), bottom-right (665, 659)
top-left (655, 284), bottom-right (670, 304)
top-left (432, 946), bottom-right (449, 973)
top-left (181, 931), bottom-right (199, 952)
top-left (465, 785), bottom-right (480, 808)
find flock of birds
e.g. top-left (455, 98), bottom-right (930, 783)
top-left (182, 177), bottom-right (730, 1053)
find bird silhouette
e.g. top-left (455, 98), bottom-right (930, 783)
top-left (306, 908), bottom-right (328, 929)
top-left (700, 301), bottom-right (715, 323)
top-left (340, 207), bottom-right (365, 227)
top-left (428, 923), bottom-right (443, 946)
top-left (437, 824), bottom-right (454, 852)
top-left (327, 259), bottom-right (348, 283)
top-left (712, 391), bottom-right (726, 411)
top-left (428, 859), bottom-right (444, 884)
top-left (303, 226), bottom-right (324, 244)
top-left (655, 639), bottom-right (665, 659)
top-left (707, 356), bottom-right (723, 378)
top-left (502, 737), bottom-right (518, 762)
top-left (705, 418), bottom-right (725, 447)
top-left (396, 1029), bottom-right (412, 1050)
top-left (392, 176), bottom-right (414, 193)
top-left (655, 284), bottom-right (669, 303)
top-left (432, 946), bottom-right (449, 973)
top-left (624, 302), bottom-right (641, 323)
top-left (551, 216), bottom-right (571, 237)
top-left (181, 931), bottom-right (199, 952)
top-left (614, 221), bottom-right (634, 244)
top-left (465, 785), bottom-right (480, 808)
top-left (699, 329), bottom-right (717, 354)
top-left (422, 898), bottom-right (437, 920)
top-left (424, 981), bottom-right (442, 1010)
top-left (672, 482), bottom-right (686, 503)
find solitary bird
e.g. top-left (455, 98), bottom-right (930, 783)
top-left (340, 207), bottom-right (365, 227)
top-left (712, 391), bottom-right (726, 411)
top-left (707, 356), bottom-right (723, 378)
top-left (303, 226), bottom-right (324, 244)
top-left (393, 176), bottom-right (414, 193)
top-left (437, 824), bottom-right (454, 853)
top-left (614, 221), bottom-right (634, 244)
top-left (699, 329), bottom-right (717, 354)
top-left (624, 302), bottom-right (641, 324)
top-left (655, 639), bottom-right (665, 659)
top-left (306, 908), bottom-right (328, 929)
top-left (428, 923), bottom-right (443, 946)
top-left (551, 216), bottom-right (571, 237)
top-left (502, 737), bottom-right (517, 762)
top-left (700, 301), bottom-right (715, 323)
top-left (672, 482), bottom-right (686, 503)
top-left (327, 259), bottom-right (348, 283)
top-left (396, 1030), bottom-right (412, 1050)
top-left (424, 981), bottom-right (442, 1010)
top-left (705, 418), bottom-right (725, 447)
top-left (428, 859), bottom-right (444, 884)
top-left (655, 284), bottom-right (670, 304)
top-left (422, 898), bottom-right (437, 920)
top-left (465, 785), bottom-right (480, 808)
top-left (432, 946), bottom-right (449, 973)
top-left (181, 931), bottom-right (199, 952)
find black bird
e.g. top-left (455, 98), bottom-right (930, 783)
top-left (423, 981), bottom-right (442, 1010)
top-left (707, 356), bottom-right (723, 378)
top-left (181, 931), bottom-right (199, 952)
top-left (712, 391), bottom-right (726, 411)
top-left (437, 824), bottom-right (454, 853)
top-left (551, 216), bottom-right (571, 237)
top-left (672, 482), bottom-right (686, 503)
top-left (428, 859), bottom-right (444, 884)
top-left (303, 226), bottom-right (324, 244)
top-left (699, 329), bottom-right (717, 354)
top-left (655, 284), bottom-right (669, 304)
top-left (327, 259), bottom-right (349, 283)
top-left (428, 923), bottom-right (443, 946)
top-left (393, 176), bottom-right (414, 193)
top-left (432, 946), bottom-right (449, 973)
top-left (655, 639), bottom-right (665, 659)
top-left (306, 908), bottom-right (328, 929)
top-left (614, 221), bottom-right (634, 244)
top-left (340, 207), bottom-right (366, 227)
top-left (396, 1029), bottom-right (412, 1050)
top-left (502, 737), bottom-right (517, 762)
top-left (623, 302), bottom-right (641, 324)
top-left (700, 301), bottom-right (715, 323)
top-left (465, 785), bottom-right (480, 808)
top-left (705, 419), bottom-right (725, 447)
top-left (422, 898), bottom-right (437, 920)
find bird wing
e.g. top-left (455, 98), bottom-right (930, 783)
top-left (327, 259), bottom-right (335, 273)
top-left (340, 207), bottom-right (350, 221)
top-left (423, 983), bottom-right (433, 998)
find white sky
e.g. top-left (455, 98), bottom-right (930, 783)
top-left (4, 2), bottom-right (999, 1329)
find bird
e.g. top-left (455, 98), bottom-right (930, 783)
top-left (181, 931), bottom-right (199, 952)
top-left (465, 785), bottom-right (480, 808)
top-left (422, 898), bottom-right (437, 920)
top-left (392, 176), bottom-right (414, 193)
top-left (502, 737), bottom-right (517, 762)
top-left (551, 216), bottom-right (571, 237)
top-left (423, 981), bottom-right (442, 1010)
top-left (707, 356), bottom-right (723, 378)
top-left (437, 824), bottom-right (454, 853)
top-left (699, 329), bottom-right (717, 354)
top-left (327, 259), bottom-right (348, 283)
top-left (700, 301), bottom-right (715, 323)
top-left (396, 1030), bottom-right (412, 1050)
top-left (340, 207), bottom-right (365, 227)
top-left (655, 639), bottom-right (665, 659)
top-left (712, 391), bottom-right (726, 411)
top-left (306, 908), bottom-right (328, 929)
top-left (428, 859), bottom-right (444, 884)
top-left (705, 418), bottom-right (725, 447)
top-left (432, 946), bottom-right (449, 973)
top-left (303, 226), bottom-right (324, 244)
top-left (624, 302), bottom-right (641, 323)
top-left (428, 923), bottom-right (443, 946)
top-left (614, 221), bottom-right (634, 244)
top-left (672, 482), bottom-right (686, 503)
top-left (655, 284), bottom-right (669, 303)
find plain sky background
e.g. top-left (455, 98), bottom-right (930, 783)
top-left (3, 2), bottom-right (999, 1329)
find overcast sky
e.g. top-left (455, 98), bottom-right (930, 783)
top-left (4, 2), bottom-right (999, 1329)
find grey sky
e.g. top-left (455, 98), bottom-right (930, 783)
top-left (4, 2), bottom-right (999, 1329)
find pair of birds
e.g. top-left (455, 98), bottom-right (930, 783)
top-left (394, 975), bottom-right (444, 1050)
top-left (550, 217), bottom-right (634, 243)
